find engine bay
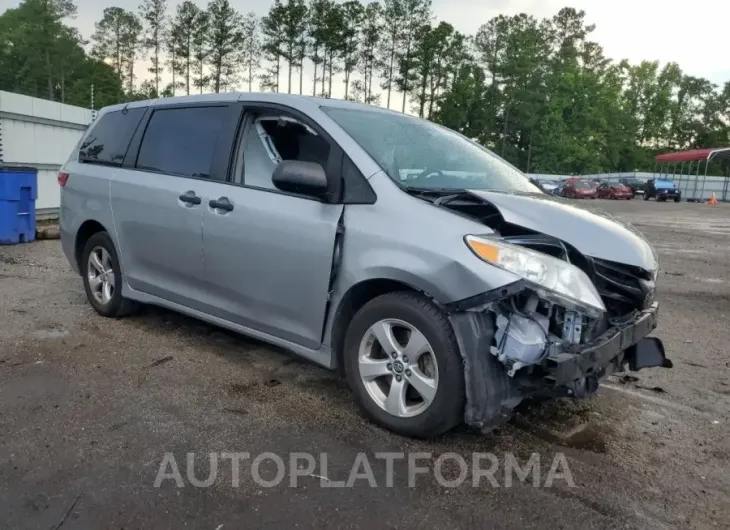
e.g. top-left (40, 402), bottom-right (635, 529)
top-left (415, 189), bottom-right (657, 379)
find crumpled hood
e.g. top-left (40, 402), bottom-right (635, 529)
top-left (467, 190), bottom-right (658, 272)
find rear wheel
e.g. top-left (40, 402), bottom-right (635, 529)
top-left (81, 232), bottom-right (137, 318)
top-left (343, 292), bottom-right (465, 438)
top-left (643, 193), bottom-right (650, 201)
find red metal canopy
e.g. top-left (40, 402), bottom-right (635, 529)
top-left (656, 147), bottom-right (730, 164)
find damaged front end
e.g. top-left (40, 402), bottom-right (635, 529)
top-left (434, 192), bottom-right (672, 431)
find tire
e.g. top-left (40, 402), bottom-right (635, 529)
top-left (343, 291), bottom-right (465, 438)
top-left (643, 193), bottom-right (650, 201)
top-left (674, 197), bottom-right (680, 203)
top-left (81, 231), bottom-right (137, 318)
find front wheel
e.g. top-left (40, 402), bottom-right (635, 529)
top-left (343, 292), bottom-right (465, 438)
top-left (643, 193), bottom-right (650, 201)
top-left (674, 197), bottom-right (681, 203)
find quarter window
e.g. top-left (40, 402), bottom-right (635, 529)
top-left (79, 108), bottom-right (145, 166)
top-left (136, 106), bottom-right (228, 178)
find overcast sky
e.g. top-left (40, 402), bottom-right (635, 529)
top-left (4, 0), bottom-right (729, 96)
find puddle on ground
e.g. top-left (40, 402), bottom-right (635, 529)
top-left (560, 423), bottom-right (611, 453)
top-left (32, 328), bottom-right (69, 340)
top-left (512, 399), bottom-right (613, 454)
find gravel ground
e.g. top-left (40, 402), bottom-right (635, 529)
top-left (1, 199), bottom-right (728, 529)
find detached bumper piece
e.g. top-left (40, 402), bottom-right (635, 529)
top-left (543, 302), bottom-right (671, 387)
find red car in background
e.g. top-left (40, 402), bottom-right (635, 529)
top-left (562, 179), bottom-right (597, 199)
top-left (596, 182), bottom-right (634, 200)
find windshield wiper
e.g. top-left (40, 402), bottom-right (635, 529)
top-left (405, 186), bottom-right (464, 194)
top-left (404, 187), bottom-right (483, 206)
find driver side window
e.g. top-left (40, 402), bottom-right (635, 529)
top-left (233, 111), bottom-right (331, 190)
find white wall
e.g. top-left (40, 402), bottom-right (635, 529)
top-left (0, 91), bottom-right (92, 214)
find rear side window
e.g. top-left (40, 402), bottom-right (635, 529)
top-left (136, 106), bottom-right (228, 178)
top-left (79, 108), bottom-right (145, 166)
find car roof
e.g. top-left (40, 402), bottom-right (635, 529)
top-left (97, 92), bottom-right (405, 119)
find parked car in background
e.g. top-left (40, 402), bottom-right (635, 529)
top-left (644, 178), bottom-right (681, 202)
top-left (596, 182), bottom-right (633, 200)
top-left (528, 177), bottom-right (546, 192)
top-left (59, 94), bottom-right (670, 438)
top-left (619, 177), bottom-right (647, 196)
top-left (562, 179), bottom-right (598, 199)
top-left (538, 179), bottom-right (559, 194)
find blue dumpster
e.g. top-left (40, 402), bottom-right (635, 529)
top-left (0, 166), bottom-right (37, 245)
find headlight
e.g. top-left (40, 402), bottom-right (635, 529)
top-left (465, 235), bottom-right (606, 317)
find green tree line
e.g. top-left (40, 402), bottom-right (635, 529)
top-left (1, 0), bottom-right (728, 174)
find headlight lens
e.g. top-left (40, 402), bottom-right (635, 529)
top-left (465, 235), bottom-right (606, 317)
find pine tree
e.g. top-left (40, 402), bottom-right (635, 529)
top-left (207, 0), bottom-right (243, 93)
top-left (139, 0), bottom-right (167, 97)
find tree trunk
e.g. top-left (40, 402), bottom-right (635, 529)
top-left (344, 70), bottom-right (350, 100)
top-left (387, 46), bottom-right (395, 108)
top-left (171, 48), bottom-right (176, 97)
top-left (367, 62), bottom-right (373, 103)
top-left (501, 106), bottom-right (510, 157)
top-left (401, 42), bottom-right (413, 113)
top-left (60, 63), bottom-right (65, 103)
top-left (275, 55), bottom-right (280, 92)
top-left (155, 43), bottom-right (160, 95)
top-left (248, 62), bottom-right (253, 91)
top-left (526, 129), bottom-right (534, 173)
top-left (312, 45), bottom-right (319, 96)
top-left (320, 52), bottom-right (326, 96)
top-left (287, 58), bottom-right (292, 94)
top-left (418, 75), bottom-right (427, 118)
top-left (299, 57), bottom-right (304, 95)
top-left (186, 36), bottom-right (191, 95)
top-left (328, 53), bottom-right (333, 98)
top-left (45, 49), bottom-right (54, 101)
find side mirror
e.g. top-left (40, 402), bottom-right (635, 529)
top-left (272, 160), bottom-right (328, 197)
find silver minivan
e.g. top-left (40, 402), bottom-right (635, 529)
top-left (59, 93), bottom-right (671, 437)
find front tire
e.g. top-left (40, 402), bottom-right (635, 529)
top-left (81, 231), bottom-right (137, 318)
top-left (343, 292), bottom-right (465, 438)
top-left (643, 193), bottom-right (650, 201)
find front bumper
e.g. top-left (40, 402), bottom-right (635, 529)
top-left (449, 301), bottom-right (671, 430)
top-left (542, 302), bottom-right (670, 386)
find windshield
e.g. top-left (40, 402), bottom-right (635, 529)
top-left (655, 179), bottom-right (676, 189)
top-left (574, 181), bottom-right (591, 188)
top-left (321, 106), bottom-right (540, 193)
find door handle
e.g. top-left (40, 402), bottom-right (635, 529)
top-left (179, 191), bottom-right (201, 205)
top-left (209, 197), bottom-right (234, 212)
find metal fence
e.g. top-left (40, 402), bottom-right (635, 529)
top-left (0, 91), bottom-right (93, 218)
top-left (580, 171), bottom-right (730, 202)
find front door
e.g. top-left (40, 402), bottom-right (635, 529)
top-left (199, 109), bottom-right (343, 349)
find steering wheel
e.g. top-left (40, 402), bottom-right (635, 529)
top-left (413, 168), bottom-right (445, 180)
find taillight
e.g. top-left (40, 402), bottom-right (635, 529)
top-left (58, 171), bottom-right (69, 186)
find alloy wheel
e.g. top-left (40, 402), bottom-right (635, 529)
top-left (87, 246), bottom-right (115, 305)
top-left (357, 318), bottom-right (439, 418)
